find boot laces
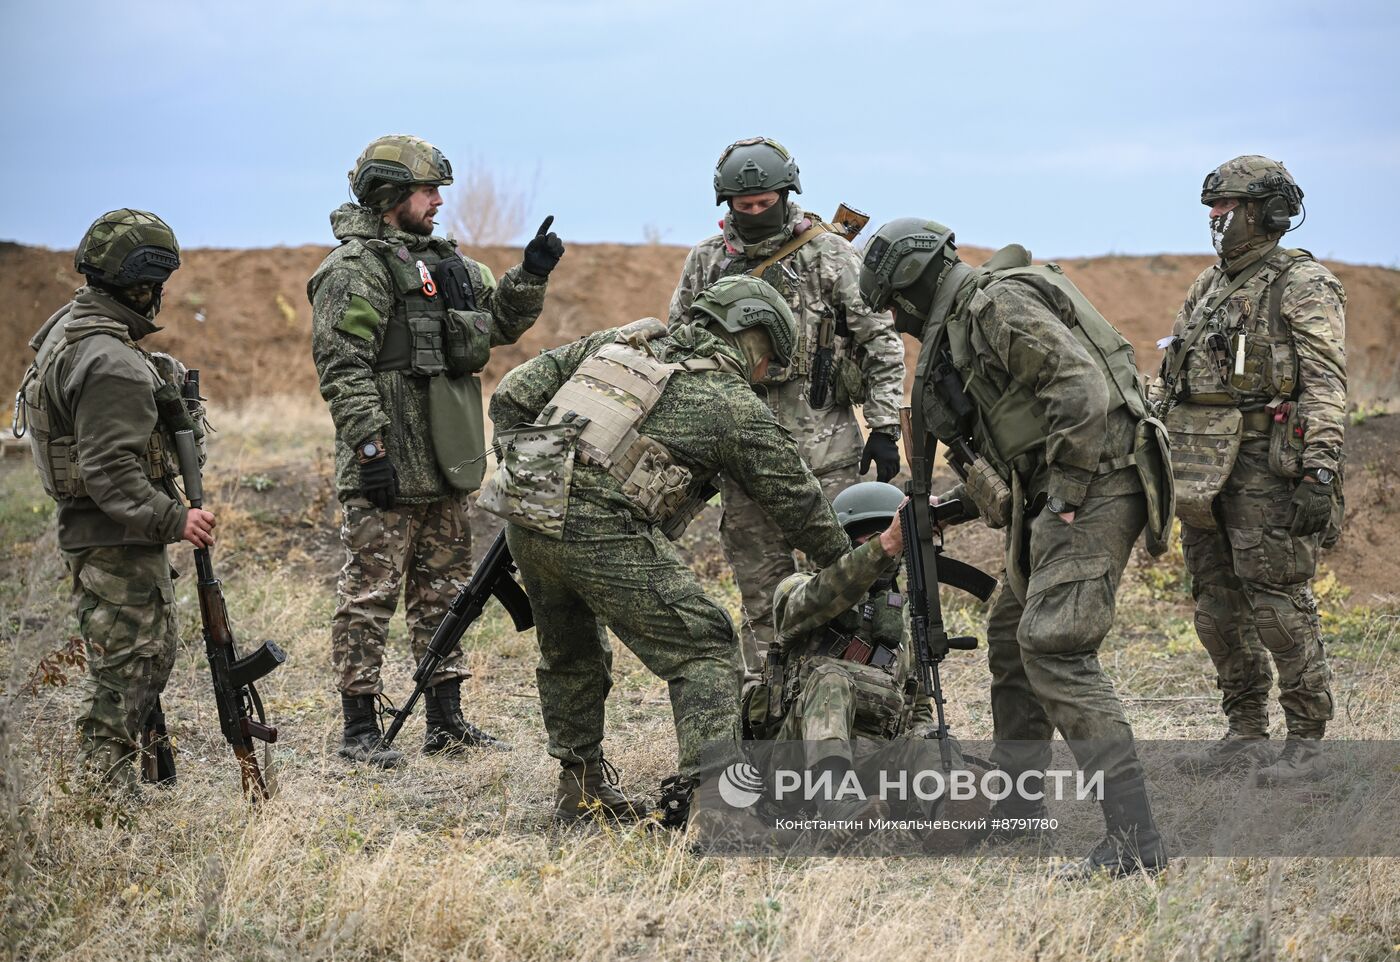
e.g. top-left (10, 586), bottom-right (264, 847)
top-left (598, 756), bottom-right (622, 787)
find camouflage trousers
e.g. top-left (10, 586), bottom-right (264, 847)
top-left (507, 515), bottom-right (740, 780)
top-left (722, 463), bottom-right (857, 682)
top-left (63, 544), bottom-right (180, 786)
top-left (776, 655), bottom-right (925, 768)
top-left (986, 492), bottom-right (1147, 786)
top-left (1181, 444), bottom-right (1333, 738)
top-left (331, 495), bottom-right (474, 696)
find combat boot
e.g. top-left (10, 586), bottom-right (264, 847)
top-left (338, 693), bottom-right (405, 769)
top-left (1059, 774), bottom-right (1168, 880)
top-left (1255, 737), bottom-right (1325, 786)
top-left (423, 680), bottom-right (512, 755)
top-left (554, 757), bottom-right (649, 824)
top-left (1173, 731), bottom-right (1271, 776)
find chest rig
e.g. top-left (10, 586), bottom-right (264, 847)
top-left (16, 310), bottom-right (175, 501)
top-left (361, 239), bottom-right (465, 375)
top-left (1162, 248), bottom-right (1309, 411)
top-left (943, 258), bottom-right (1148, 482)
top-left (542, 332), bottom-right (740, 524)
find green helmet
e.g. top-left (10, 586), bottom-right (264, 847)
top-left (74, 209), bottom-right (181, 288)
top-left (859, 217), bottom-right (959, 314)
top-left (833, 481), bottom-right (904, 536)
top-left (349, 134), bottom-right (454, 210)
top-left (689, 275), bottom-right (797, 367)
top-left (713, 137), bottom-right (802, 205)
top-left (1201, 155), bottom-right (1303, 216)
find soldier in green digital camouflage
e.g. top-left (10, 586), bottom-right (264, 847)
top-left (1154, 156), bottom-right (1345, 783)
top-left (16, 209), bottom-right (213, 791)
top-left (309, 134), bottom-right (563, 767)
top-left (484, 276), bottom-right (850, 826)
top-left (668, 138), bottom-right (906, 683)
top-left (860, 218), bottom-right (1171, 877)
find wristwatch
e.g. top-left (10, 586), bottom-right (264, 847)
top-left (1045, 496), bottom-right (1076, 515)
top-left (356, 437), bottom-right (386, 464)
top-left (1307, 467), bottom-right (1334, 486)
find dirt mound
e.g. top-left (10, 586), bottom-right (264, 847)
top-left (3, 238), bottom-right (1397, 598)
top-left (4, 239), bottom-right (1398, 406)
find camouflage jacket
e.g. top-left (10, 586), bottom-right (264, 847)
top-left (1160, 244), bottom-right (1347, 474)
top-left (24, 288), bottom-right (187, 550)
top-left (309, 204), bottom-right (546, 503)
top-left (933, 278), bottom-right (1141, 510)
top-left (667, 202), bottom-right (905, 475)
top-left (489, 323), bottom-right (850, 564)
top-left (775, 537), bottom-right (905, 657)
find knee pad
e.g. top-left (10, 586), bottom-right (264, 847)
top-left (1254, 604), bottom-right (1300, 658)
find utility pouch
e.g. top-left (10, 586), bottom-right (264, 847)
top-left (1133, 416), bottom-right (1176, 556)
top-left (1266, 401), bottom-right (1306, 480)
top-left (619, 436), bottom-right (694, 525)
top-left (476, 419), bottom-right (582, 538)
top-left (830, 354), bottom-right (867, 406)
top-left (1164, 403), bottom-right (1242, 528)
top-left (965, 456), bottom-right (1012, 529)
top-left (429, 373), bottom-right (487, 491)
top-left (408, 315), bottom-right (446, 377)
top-left (1177, 330), bottom-right (1236, 405)
top-left (442, 309), bottom-right (492, 377)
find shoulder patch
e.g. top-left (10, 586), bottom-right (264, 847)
top-left (334, 294), bottom-right (383, 342)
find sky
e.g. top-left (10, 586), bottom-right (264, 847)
top-left (1, 0), bottom-right (1396, 265)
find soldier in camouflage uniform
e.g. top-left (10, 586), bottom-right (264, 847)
top-left (860, 218), bottom-right (1170, 877)
top-left (484, 276), bottom-right (850, 826)
top-left (309, 134), bottom-right (563, 767)
top-left (668, 138), bottom-right (906, 681)
top-left (15, 209), bottom-right (213, 791)
top-left (1155, 156), bottom-right (1345, 784)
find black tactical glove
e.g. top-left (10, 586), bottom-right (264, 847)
top-left (1289, 478), bottom-right (1334, 537)
top-left (522, 215), bottom-right (565, 278)
top-left (359, 449), bottom-right (399, 511)
top-left (860, 432), bottom-right (901, 483)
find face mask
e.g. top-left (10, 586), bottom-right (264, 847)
top-left (728, 198), bottom-right (787, 244)
top-left (1210, 205), bottom-right (1252, 259)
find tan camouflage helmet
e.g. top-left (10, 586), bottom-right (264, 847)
top-left (74, 209), bottom-right (181, 288)
top-left (349, 134), bottom-right (454, 210)
top-left (690, 275), bottom-right (797, 367)
top-left (1201, 155), bottom-right (1303, 215)
top-left (713, 137), bottom-right (802, 205)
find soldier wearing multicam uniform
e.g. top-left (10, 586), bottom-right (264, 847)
top-left (483, 276), bottom-right (850, 826)
top-left (1156, 156), bottom-right (1345, 783)
top-left (308, 134), bottom-right (562, 767)
top-left (16, 209), bottom-right (213, 791)
top-left (668, 138), bottom-right (906, 680)
top-left (860, 218), bottom-right (1173, 877)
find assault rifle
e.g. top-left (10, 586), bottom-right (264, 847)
top-left (899, 409), bottom-right (998, 772)
top-left (377, 530), bottom-right (534, 751)
top-left (174, 370), bottom-right (285, 800)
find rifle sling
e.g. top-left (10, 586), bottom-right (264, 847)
top-left (746, 222), bottom-right (835, 278)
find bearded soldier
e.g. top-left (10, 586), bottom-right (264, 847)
top-left (668, 138), bottom-right (905, 682)
top-left (16, 210), bottom-right (212, 791)
top-left (860, 219), bottom-right (1173, 877)
top-left (1155, 156), bottom-right (1345, 783)
top-left (309, 134), bottom-right (563, 767)
top-left (483, 276), bottom-right (850, 827)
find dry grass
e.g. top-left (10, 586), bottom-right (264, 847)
top-left (2, 404), bottom-right (1399, 962)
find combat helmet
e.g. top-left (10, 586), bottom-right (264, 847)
top-left (713, 137), bottom-right (802, 205)
top-left (1201, 155), bottom-right (1303, 231)
top-left (833, 481), bottom-right (904, 539)
top-left (689, 275), bottom-right (797, 367)
top-left (74, 209), bottom-right (180, 288)
top-left (349, 134), bottom-right (454, 211)
top-left (859, 217), bottom-right (959, 317)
